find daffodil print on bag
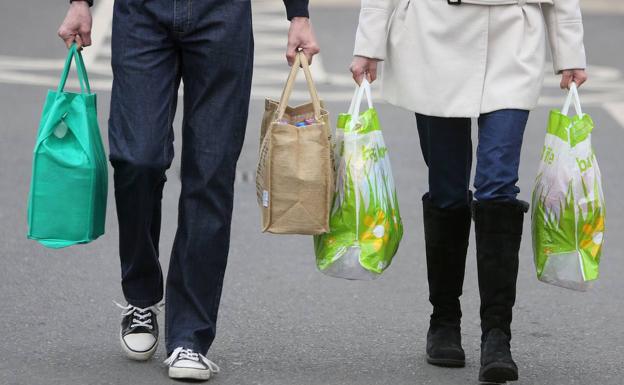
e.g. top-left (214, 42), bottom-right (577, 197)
top-left (314, 81), bottom-right (403, 280)
top-left (531, 84), bottom-right (605, 291)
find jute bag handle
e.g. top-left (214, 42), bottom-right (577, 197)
top-left (276, 51), bottom-right (322, 120)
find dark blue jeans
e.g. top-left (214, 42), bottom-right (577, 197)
top-left (416, 109), bottom-right (529, 209)
top-left (108, 0), bottom-right (253, 355)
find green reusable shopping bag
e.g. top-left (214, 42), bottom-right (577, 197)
top-left (531, 83), bottom-right (605, 291)
top-left (27, 44), bottom-right (108, 248)
top-left (314, 80), bottom-right (403, 280)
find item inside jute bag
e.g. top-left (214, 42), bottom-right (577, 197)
top-left (256, 52), bottom-right (334, 235)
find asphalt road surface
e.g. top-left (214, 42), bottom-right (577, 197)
top-left (1, 1), bottom-right (623, 385)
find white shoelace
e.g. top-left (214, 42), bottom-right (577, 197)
top-left (114, 301), bottom-right (163, 329)
top-left (164, 347), bottom-right (220, 373)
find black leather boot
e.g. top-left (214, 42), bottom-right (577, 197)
top-left (423, 194), bottom-right (471, 368)
top-left (473, 199), bottom-right (528, 383)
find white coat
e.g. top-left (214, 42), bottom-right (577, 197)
top-left (353, 0), bottom-right (587, 117)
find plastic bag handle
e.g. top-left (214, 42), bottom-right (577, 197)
top-left (561, 82), bottom-right (582, 117)
top-left (348, 79), bottom-right (374, 130)
top-left (276, 52), bottom-right (321, 120)
top-left (57, 44), bottom-right (92, 94)
top-left (347, 80), bottom-right (374, 116)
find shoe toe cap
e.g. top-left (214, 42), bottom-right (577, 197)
top-left (123, 333), bottom-right (157, 352)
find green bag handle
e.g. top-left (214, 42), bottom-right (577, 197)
top-left (57, 43), bottom-right (92, 94)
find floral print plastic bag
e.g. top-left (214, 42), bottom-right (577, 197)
top-left (314, 81), bottom-right (403, 280)
top-left (531, 83), bottom-right (605, 291)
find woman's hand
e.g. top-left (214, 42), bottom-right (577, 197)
top-left (350, 56), bottom-right (381, 85)
top-left (560, 69), bottom-right (588, 89)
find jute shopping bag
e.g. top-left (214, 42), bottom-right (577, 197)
top-left (256, 52), bottom-right (333, 234)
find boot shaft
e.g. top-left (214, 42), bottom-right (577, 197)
top-left (472, 200), bottom-right (528, 338)
top-left (423, 194), bottom-right (472, 327)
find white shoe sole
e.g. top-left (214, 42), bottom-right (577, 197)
top-left (119, 331), bottom-right (158, 361)
top-left (168, 366), bottom-right (213, 381)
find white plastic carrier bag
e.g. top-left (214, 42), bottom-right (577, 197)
top-left (314, 80), bottom-right (403, 280)
top-left (531, 83), bottom-right (605, 291)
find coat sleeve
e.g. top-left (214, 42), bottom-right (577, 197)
top-left (542, 0), bottom-right (587, 73)
top-left (283, 0), bottom-right (309, 20)
top-left (353, 0), bottom-right (398, 60)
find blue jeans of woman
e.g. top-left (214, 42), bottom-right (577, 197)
top-left (416, 109), bottom-right (529, 208)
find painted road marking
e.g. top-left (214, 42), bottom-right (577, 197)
top-left (304, 0), bottom-right (624, 14)
top-left (0, 0), bottom-right (623, 127)
top-left (604, 102), bottom-right (624, 131)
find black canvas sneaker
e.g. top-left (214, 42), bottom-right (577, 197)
top-left (164, 347), bottom-right (220, 381)
top-left (115, 302), bottom-right (161, 361)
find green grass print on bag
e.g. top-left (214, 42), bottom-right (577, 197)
top-left (315, 80), bottom-right (403, 280)
top-left (531, 83), bottom-right (605, 291)
top-left (27, 44), bottom-right (108, 248)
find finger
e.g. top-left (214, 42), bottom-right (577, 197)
top-left (303, 50), bottom-right (313, 65)
top-left (351, 68), bottom-right (364, 85)
top-left (368, 63), bottom-right (378, 83)
top-left (560, 72), bottom-right (572, 89)
top-left (58, 28), bottom-right (75, 48)
top-left (286, 44), bottom-right (297, 67)
top-left (559, 73), bottom-right (567, 89)
top-left (75, 35), bottom-right (83, 50)
top-left (63, 37), bottom-right (75, 49)
top-left (574, 73), bottom-right (588, 88)
top-left (80, 29), bottom-right (92, 47)
top-left (301, 42), bottom-right (320, 65)
top-left (308, 43), bottom-right (320, 55)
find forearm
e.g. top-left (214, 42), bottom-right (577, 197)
top-left (543, 0), bottom-right (586, 73)
top-left (283, 0), bottom-right (309, 20)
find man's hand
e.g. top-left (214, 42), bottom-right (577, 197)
top-left (58, 1), bottom-right (93, 49)
top-left (561, 69), bottom-right (588, 89)
top-left (350, 56), bottom-right (381, 85)
top-left (286, 17), bottom-right (320, 66)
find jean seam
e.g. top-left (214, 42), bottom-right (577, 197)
top-left (165, 283), bottom-right (171, 353)
top-left (173, 0), bottom-right (178, 32)
top-left (187, 0), bottom-right (192, 31)
top-left (164, 54), bottom-right (180, 165)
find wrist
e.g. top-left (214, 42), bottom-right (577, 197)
top-left (70, 0), bottom-right (92, 7)
top-left (291, 17), bottom-right (310, 24)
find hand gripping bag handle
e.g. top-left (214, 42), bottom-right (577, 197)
top-left (57, 43), bottom-right (92, 95)
top-left (276, 51), bottom-right (322, 120)
top-left (348, 79), bottom-right (374, 130)
top-left (561, 82), bottom-right (583, 117)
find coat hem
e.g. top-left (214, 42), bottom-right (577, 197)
top-left (381, 86), bottom-right (537, 118)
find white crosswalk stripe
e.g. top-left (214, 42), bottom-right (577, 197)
top-left (0, 0), bottom-right (623, 125)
